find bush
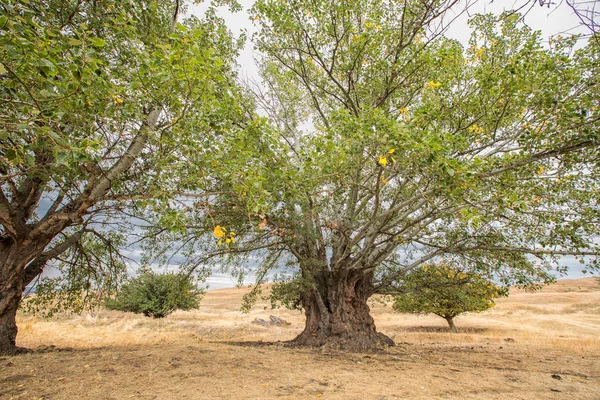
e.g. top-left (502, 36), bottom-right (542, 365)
top-left (106, 269), bottom-right (202, 318)
top-left (392, 263), bottom-right (507, 331)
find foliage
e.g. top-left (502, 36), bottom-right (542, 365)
top-left (267, 273), bottom-right (304, 311)
top-left (105, 269), bottom-right (202, 318)
top-left (21, 231), bottom-right (127, 317)
top-left (392, 263), bottom-right (507, 327)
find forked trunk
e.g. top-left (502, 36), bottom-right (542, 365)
top-left (293, 270), bottom-right (394, 351)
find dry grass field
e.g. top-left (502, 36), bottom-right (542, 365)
top-left (1, 278), bottom-right (599, 400)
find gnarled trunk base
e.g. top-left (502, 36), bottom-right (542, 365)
top-left (292, 272), bottom-right (394, 352)
top-left (292, 323), bottom-right (394, 352)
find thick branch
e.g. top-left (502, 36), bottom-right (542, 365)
top-left (87, 109), bottom-right (161, 202)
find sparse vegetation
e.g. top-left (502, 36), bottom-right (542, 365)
top-left (105, 270), bottom-right (202, 318)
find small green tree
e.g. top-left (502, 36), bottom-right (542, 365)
top-left (392, 263), bottom-right (507, 331)
top-left (106, 269), bottom-right (202, 318)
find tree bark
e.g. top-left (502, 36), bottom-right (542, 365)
top-left (292, 269), bottom-right (394, 351)
top-left (445, 316), bottom-right (457, 332)
top-left (0, 289), bottom-right (20, 355)
top-left (0, 239), bottom-right (31, 354)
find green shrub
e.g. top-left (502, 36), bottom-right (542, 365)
top-left (392, 263), bottom-right (507, 331)
top-left (106, 269), bottom-right (202, 318)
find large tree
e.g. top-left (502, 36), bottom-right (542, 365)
top-left (146, 0), bottom-right (600, 351)
top-left (0, 0), bottom-right (245, 354)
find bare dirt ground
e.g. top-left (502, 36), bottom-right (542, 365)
top-left (1, 278), bottom-right (599, 400)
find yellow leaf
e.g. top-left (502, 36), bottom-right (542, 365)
top-left (427, 81), bottom-right (441, 90)
top-left (388, 148), bottom-right (395, 154)
top-left (378, 155), bottom-right (387, 167)
top-left (381, 177), bottom-right (389, 185)
top-left (468, 124), bottom-right (483, 134)
top-left (213, 225), bottom-right (226, 238)
top-left (226, 238), bottom-right (231, 244)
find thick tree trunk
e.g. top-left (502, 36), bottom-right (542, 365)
top-left (292, 270), bottom-right (394, 351)
top-left (445, 316), bottom-right (457, 332)
top-left (0, 288), bottom-right (21, 355)
top-left (0, 234), bottom-right (55, 354)
top-left (0, 239), bottom-right (29, 355)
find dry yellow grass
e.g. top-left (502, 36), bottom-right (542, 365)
top-left (1, 278), bottom-right (599, 399)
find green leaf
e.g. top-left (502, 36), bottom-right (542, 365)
top-left (89, 37), bottom-right (105, 47)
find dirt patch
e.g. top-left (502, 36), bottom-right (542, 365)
top-left (1, 341), bottom-right (598, 400)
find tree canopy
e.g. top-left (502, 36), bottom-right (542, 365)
top-left (392, 262), bottom-right (506, 331)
